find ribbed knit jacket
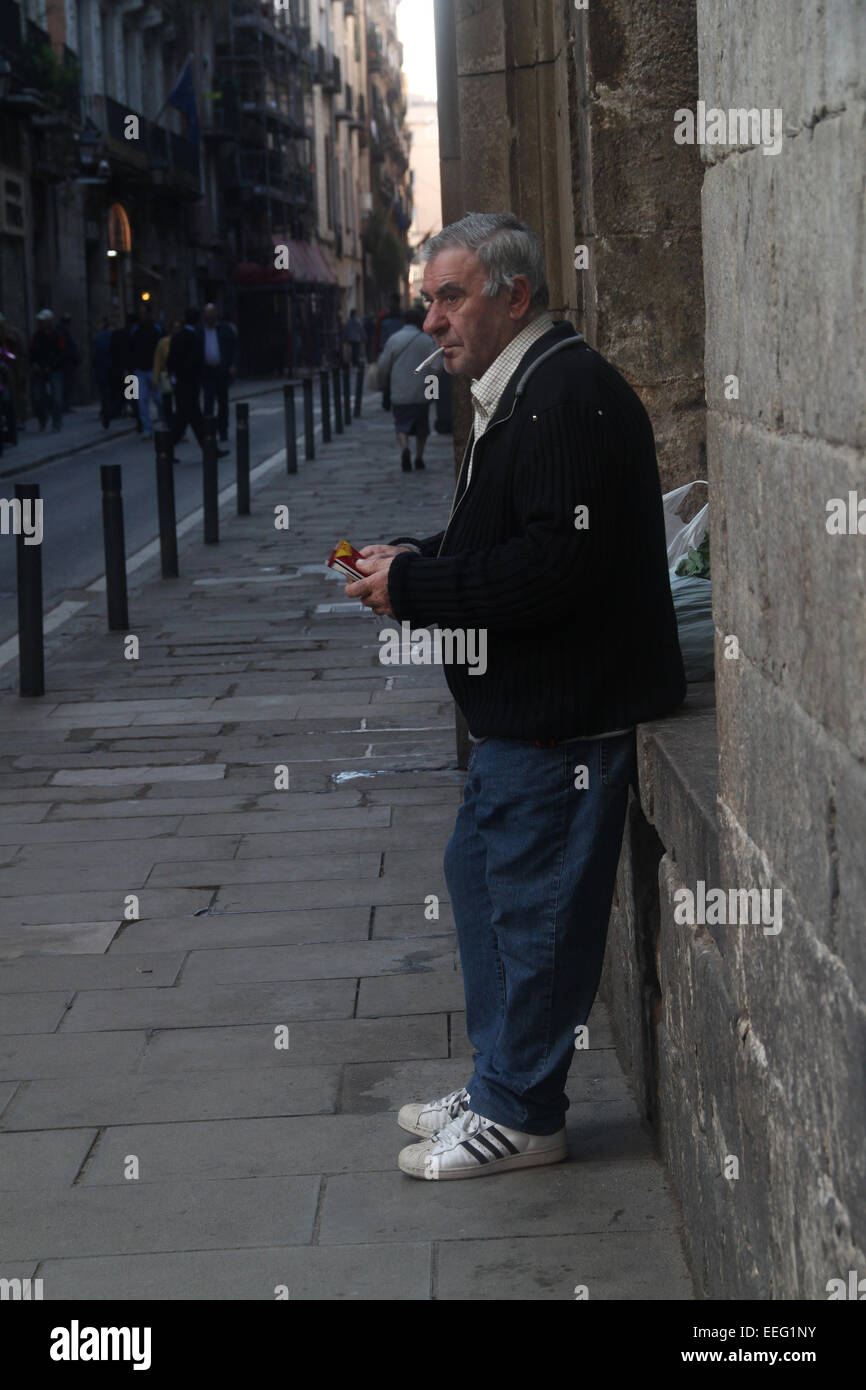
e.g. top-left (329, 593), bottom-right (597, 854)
top-left (386, 321), bottom-right (686, 741)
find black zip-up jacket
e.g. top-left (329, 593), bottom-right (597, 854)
top-left (386, 320), bottom-right (686, 741)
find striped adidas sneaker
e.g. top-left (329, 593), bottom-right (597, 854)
top-left (398, 1107), bottom-right (567, 1180)
top-left (397, 1086), bottom-right (471, 1138)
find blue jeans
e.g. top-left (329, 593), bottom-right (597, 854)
top-left (443, 730), bottom-right (636, 1135)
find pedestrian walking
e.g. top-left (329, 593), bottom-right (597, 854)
top-left (152, 317), bottom-right (180, 433)
top-left (347, 213), bottom-right (686, 1181)
top-left (198, 303), bottom-right (238, 442)
top-left (28, 309), bottom-right (66, 432)
top-left (375, 308), bottom-right (439, 471)
top-left (344, 308), bottom-right (363, 367)
top-left (168, 307), bottom-right (228, 458)
top-left (128, 306), bottom-right (162, 439)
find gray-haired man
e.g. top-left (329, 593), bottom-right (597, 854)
top-left (346, 213), bottom-right (685, 1180)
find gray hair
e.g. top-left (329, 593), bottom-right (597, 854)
top-left (419, 213), bottom-right (549, 310)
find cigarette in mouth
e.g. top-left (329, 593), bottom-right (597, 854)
top-left (414, 346), bottom-right (447, 373)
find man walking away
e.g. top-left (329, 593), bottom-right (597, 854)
top-left (128, 306), bottom-right (162, 439)
top-left (199, 303), bottom-right (238, 442)
top-left (376, 308), bottom-right (439, 471)
top-left (29, 309), bottom-right (66, 432)
top-left (168, 307), bottom-right (228, 459)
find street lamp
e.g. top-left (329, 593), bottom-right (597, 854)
top-left (78, 117), bottom-right (103, 169)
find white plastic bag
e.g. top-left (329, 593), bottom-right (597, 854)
top-left (663, 480), bottom-right (709, 572)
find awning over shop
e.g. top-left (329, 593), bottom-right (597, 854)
top-left (230, 241), bottom-right (338, 287)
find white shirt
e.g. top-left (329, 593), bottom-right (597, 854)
top-left (463, 312), bottom-right (554, 489)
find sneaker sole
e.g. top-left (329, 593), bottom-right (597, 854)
top-left (433, 1142), bottom-right (567, 1180)
top-left (398, 1138), bottom-right (567, 1180)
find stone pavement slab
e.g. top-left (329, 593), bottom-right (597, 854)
top-left (0, 1176), bottom-right (320, 1261)
top-left (0, 398), bottom-right (693, 1300)
top-left (36, 1243), bottom-right (432, 1301)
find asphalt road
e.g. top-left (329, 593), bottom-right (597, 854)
top-left (0, 391), bottom-right (310, 647)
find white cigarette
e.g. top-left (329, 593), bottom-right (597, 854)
top-left (414, 346), bottom-right (446, 373)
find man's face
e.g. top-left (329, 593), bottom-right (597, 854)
top-left (421, 247), bottom-right (526, 380)
top-left (204, 306), bottom-right (217, 326)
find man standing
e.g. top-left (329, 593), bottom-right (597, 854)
top-left (168, 308), bottom-right (228, 459)
top-left (28, 309), bottom-right (66, 432)
top-left (346, 213), bottom-right (685, 1180)
top-left (199, 303), bottom-right (238, 442)
top-left (127, 306), bottom-right (161, 439)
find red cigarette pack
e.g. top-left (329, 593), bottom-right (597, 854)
top-left (327, 539), bottom-right (367, 582)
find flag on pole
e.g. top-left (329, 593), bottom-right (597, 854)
top-left (165, 57), bottom-right (200, 147)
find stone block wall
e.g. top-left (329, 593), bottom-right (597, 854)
top-left (696, 0), bottom-right (866, 1297)
top-left (569, 0), bottom-right (706, 490)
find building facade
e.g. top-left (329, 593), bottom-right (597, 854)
top-left (0, 0), bottom-right (414, 396)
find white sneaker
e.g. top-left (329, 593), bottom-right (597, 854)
top-left (398, 1107), bottom-right (567, 1180)
top-left (397, 1085), bottom-right (471, 1138)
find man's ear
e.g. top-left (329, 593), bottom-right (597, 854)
top-left (508, 275), bottom-right (533, 319)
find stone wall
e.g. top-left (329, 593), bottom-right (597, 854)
top-left (696, 0), bottom-right (866, 1296)
top-left (604, 0), bottom-right (866, 1300)
top-left (569, 0), bottom-right (706, 491)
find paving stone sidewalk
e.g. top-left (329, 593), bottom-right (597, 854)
top-left (0, 395), bottom-right (695, 1300)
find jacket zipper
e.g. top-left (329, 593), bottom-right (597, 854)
top-left (435, 395), bottom-right (521, 558)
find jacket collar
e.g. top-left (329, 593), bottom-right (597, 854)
top-left (483, 320), bottom-right (581, 433)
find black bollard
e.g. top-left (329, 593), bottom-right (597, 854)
top-left (332, 366), bottom-right (343, 434)
top-left (154, 429), bottom-right (178, 577)
top-left (15, 482), bottom-right (43, 696)
top-left (236, 401), bottom-right (251, 510)
top-left (302, 375), bottom-right (315, 459)
top-left (282, 384), bottom-right (297, 475)
top-left (342, 363), bottom-right (351, 427)
top-left (319, 369), bottom-right (331, 444)
top-left (354, 363), bottom-right (364, 418)
top-left (202, 417), bottom-right (219, 544)
top-left (100, 463), bottom-right (129, 631)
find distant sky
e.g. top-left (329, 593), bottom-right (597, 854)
top-left (396, 0), bottom-right (437, 101)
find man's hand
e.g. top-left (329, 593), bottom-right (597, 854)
top-left (344, 545), bottom-right (413, 616)
top-left (358, 544), bottom-right (414, 561)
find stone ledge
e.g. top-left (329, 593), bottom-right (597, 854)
top-left (636, 681), bottom-right (719, 886)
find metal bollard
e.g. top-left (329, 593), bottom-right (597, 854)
top-left (15, 481), bottom-right (44, 695)
top-left (282, 384), bottom-right (297, 475)
top-left (236, 401), bottom-right (251, 510)
top-left (202, 417), bottom-right (219, 544)
top-left (319, 369), bottom-right (331, 444)
top-left (332, 366), bottom-right (343, 434)
top-left (100, 464), bottom-right (129, 631)
top-left (354, 363), bottom-right (364, 418)
top-left (302, 375), bottom-right (315, 459)
top-left (154, 429), bottom-right (178, 577)
top-left (342, 363), bottom-right (351, 427)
